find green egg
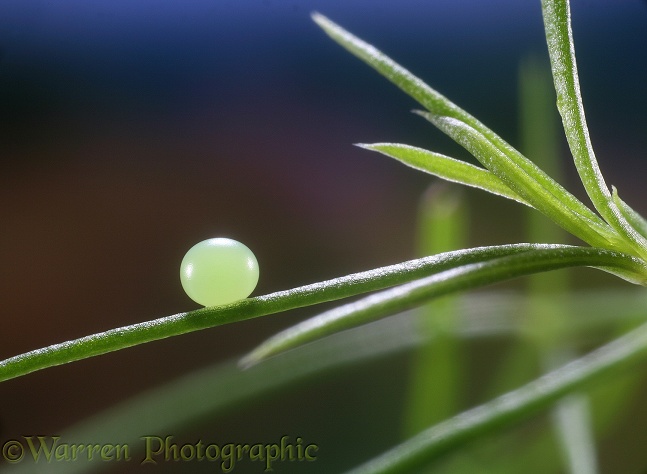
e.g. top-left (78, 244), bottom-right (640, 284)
top-left (180, 238), bottom-right (259, 306)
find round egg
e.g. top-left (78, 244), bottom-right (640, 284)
top-left (180, 238), bottom-right (259, 306)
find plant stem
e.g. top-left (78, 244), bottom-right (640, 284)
top-left (0, 244), bottom-right (559, 383)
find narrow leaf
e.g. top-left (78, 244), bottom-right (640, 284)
top-left (540, 0), bottom-right (608, 209)
top-left (520, 54), bottom-right (599, 474)
top-left (344, 319), bottom-right (647, 474)
top-left (0, 244), bottom-right (554, 383)
top-left (312, 13), bottom-right (636, 257)
top-left (359, 143), bottom-right (531, 206)
top-left (242, 246), bottom-right (647, 366)
top-left (541, 0), bottom-right (647, 259)
top-left (311, 13), bottom-right (617, 247)
top-left (418, 113), bottom-right (620, 249)
top-left (7, 288), bottom-right (645, 474)
top-left (613, 187), bottom-right (647, 240)
top-left (1, 314), bottom-right (436, 474)
top-left (402, 185), bottom-right (468, 436)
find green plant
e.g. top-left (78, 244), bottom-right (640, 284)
top-left (2, 0), bottom-right (647, 472)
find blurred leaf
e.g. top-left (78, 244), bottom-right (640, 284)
top-left (402, 185), bottom-right (468, 436)
top-left (344, 319), bottom-right (647, 474)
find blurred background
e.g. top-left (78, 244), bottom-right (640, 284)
top-left (1, 0), bottom-right (646, 472)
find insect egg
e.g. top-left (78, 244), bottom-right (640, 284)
top-left (180, 238), bottom-right (259, 306)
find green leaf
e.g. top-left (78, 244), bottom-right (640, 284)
top-left (311, 12), bottom-right (623, 252)
top-left (613, 187), bottom-right (647, 240)
top-left (417, 112), bottom-right (620, 249)
top-left (5, 288), bottom-right (645, 474)
top-left (402, 185), bottom-right (468, 436)
top-left (519, 54), bottom-right (599, 474)
top-left (540, 0), bottom-right (608, 212)
top-left (0, 243), bottom-right (554, 383)
top-left (343, 319), bottom-right (647, 474)
top-left (541, 0), bottom-right (647, 259)
top-left (358, 143), bottom-right (531, 206)
top-left (0, 313), bottom-right (436, 474)
top-left (242, 245), bottom-right (647, 366)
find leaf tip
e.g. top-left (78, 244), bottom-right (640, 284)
top-left (355, 143), bottom-right (401, 153)
top-left (354, 143), bottom-right (376, 150)
top-left (311, 11), bottom-right (331, 30)
top-left (237, 353), bottom-right (258, 370)
top-left (238, 344), bottom-right (274, 370)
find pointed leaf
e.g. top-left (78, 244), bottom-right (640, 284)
top-left (242, 245), bottom-right (647, 366)
top-left (0, 243), bottom-right (556, 383)
top-left (419, 113), bottom-right (620, 249)
top-left (312, 13), bottom-right (621, 250)
top-left (541, 0), bottom-right (647, 259)
top-left (359, 143), bottom-right (531, 206)
top-left (613, 187), bottom-right (647, 240)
